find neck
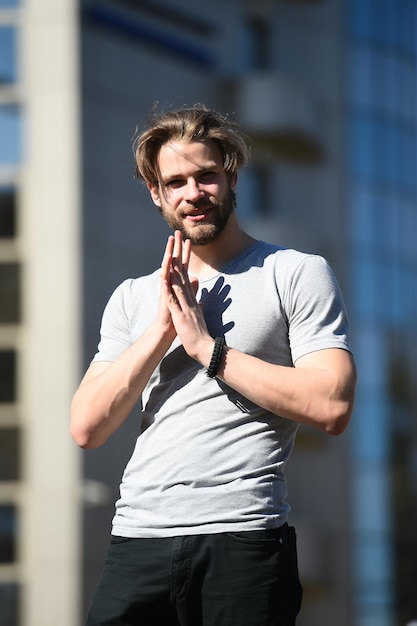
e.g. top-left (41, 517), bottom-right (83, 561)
top-left (188, 216), bottom-right (256, 278)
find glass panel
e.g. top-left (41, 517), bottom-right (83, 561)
top-left (236, 165), bottom-right (271, 219)
top-left (0, 27), bottom-right (16, 84)
top-left (403, 199), bottom-right (417, 263)
top-left (0, 351), bottom-right (16, 403)
top-left (395, 58), bottom-right (416, 122)
top-left (371, 50), bottom-right (395, 117)
top-left (347, 46), bottom-right (373, 108)
top-left (352, 257), bottom-right (375, 317)
top-left (245, 16), bottom-right (270, 70)
top-left (0, 505), bottom-right (16, 562)
top-left (0, 428), bottom-right (20, 481)
top-left (348, 117), bottom-right (373, 179)
top-left (350, 395), bottom-right (389, 462)
top-left (0, 584), bottom-right (20, 626)
top-left (349, 185), bottom-right (375, 248)
top-left (394, 0), bottom-right (416, 53)
top-left (378, 192), bottom-right (398, 257)
top-left (355, 466), bottom-right (392, 533)
top-left (0, 263), bottom-right (20, 323)
top-left (395, 127), bottom-right (416, 188)
top-left (347, 0), bottom-right (373, 38)
top-left (372, 120), bottom-right (395, 182)
top-left (370, 0), bottom-right (395, 46)
top-left (0, 106), bottom-right (21, 164)
top-left (0, 187), bottom-right (15, 238)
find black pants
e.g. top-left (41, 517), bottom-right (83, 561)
top-left (85, 524), bottom-right (303, 626)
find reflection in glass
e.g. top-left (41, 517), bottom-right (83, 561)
top-left (0, 106), bottom-right (21, 163)
top-left (0, 27), bottom-right (16, 84)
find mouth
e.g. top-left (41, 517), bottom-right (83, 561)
top-left (184, 207), bottom-right (213, 222)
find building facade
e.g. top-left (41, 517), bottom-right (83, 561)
top-left (0, 1), bottom-right (416, 625)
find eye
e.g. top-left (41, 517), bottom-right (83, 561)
top-left (199, 171), bottom-right (217, 184)
top-left (165, 179), bottom-right (185, 189)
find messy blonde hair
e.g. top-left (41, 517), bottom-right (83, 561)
top-left (133, 104), bottom-right (250, 187)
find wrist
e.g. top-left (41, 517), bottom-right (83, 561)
top-left (152, 319), bottom-right (176, 345)
top-left (206, 337), bottom-right (226, 378)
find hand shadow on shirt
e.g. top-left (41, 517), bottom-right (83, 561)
top-left (141, 276), bottom-right (235, 428)
top-left (200, 276), bottom-right (235, 338)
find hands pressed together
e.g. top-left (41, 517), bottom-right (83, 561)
top-left (159, 230), bottom-right (214, 366)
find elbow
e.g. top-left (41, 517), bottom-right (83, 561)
top-left (71, 429), bottom-right (93, 450)
top-left (70, 402), bottom-right (103, 450)
top-left (70, 420), bottom-right (96, 450)
top-left (323, 369), bottom-right (356, 436)
top-left (323, 396), bottom-right (355, 437)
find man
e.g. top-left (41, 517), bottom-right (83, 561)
top-left (71, 105), bottom-right (356, 626)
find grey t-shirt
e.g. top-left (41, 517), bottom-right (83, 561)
top-left (93, 241), bottom-right (351, 537)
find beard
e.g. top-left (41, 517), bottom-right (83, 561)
top-left (160, 187), bottom-right (236, 246)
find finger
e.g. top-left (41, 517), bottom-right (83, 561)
top-left (172, 230), bottom-right (183, 270)
top-left (182, 238), bottom-right (191, 271)
top-left (170, 292), bottom-right (180, 306)
top-left (161, 235), bottom-right (174, 281)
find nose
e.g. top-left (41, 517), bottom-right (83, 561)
top-left (184, 177), bottom-right (204, 202)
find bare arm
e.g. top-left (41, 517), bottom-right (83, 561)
top-left (214, 346), bottom-right (356, 435)
top-left (166, 231), bottom-right (356, 435)
top-left (70, 321), bottom-right (175, 449)
top-left (70, 235), bottom-right (191, 449)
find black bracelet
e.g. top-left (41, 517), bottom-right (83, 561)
top-left (206, 337), bottom-right (225, 378)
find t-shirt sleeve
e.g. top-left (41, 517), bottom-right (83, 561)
top-left (92, 279), bottom-right (134, 363)
top-left (284, 255), bottom-right (351, 363)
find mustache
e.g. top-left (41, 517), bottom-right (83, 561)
top-left (182, 196), bottom-right (220, 214)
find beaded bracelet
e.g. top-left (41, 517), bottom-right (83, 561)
top-left (206, 337), bottom-right (226, 378)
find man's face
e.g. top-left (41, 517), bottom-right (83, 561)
top-left (148, 140), bottom-right (237, 245)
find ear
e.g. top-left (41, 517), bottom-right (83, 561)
top-left (147, 182), bottom-right (161, 207)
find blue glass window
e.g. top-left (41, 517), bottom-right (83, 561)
top-left (351, 257), bottom-right (379, 318)
top-left (394, 126), bottom-right (416, 187)
top-left (370, 0), bottom-right (396, 46)
top-left (0, 0), bottom-right (19, 6)
top-left (350, 395), bottom-right (389, 462)
top-left (372, 51), bottom-right (396, 117)
top-left (347, 0), bottom-right (373, 38)
top-left (373, 121), bottom-right (395, 183)
top-left (0, 106), bottom-right (20, 163)
top-left (395, 59), bottom-right (415, 122)
top-left (0, 26), bottom-right (16, 84)
top-left (394, 0), bottom-right (416, 53)
top-left (349, 185), bottom-right (376, 248)
top-left (348, 116), bottom-right (374, 179)
top-left (403, 199), bottom-right (417, 262)
top-left (355, 466), bottom-right (391, 533)
top-left (348, 47), bottom-right (373, 109)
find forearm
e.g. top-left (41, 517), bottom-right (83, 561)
top-left (202, 343), bottom-right (355, 435)
top-left (70, 322), bottom-right (175, 449)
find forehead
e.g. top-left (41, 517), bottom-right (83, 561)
top-left (157, 140), bottom-right (224, 178)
